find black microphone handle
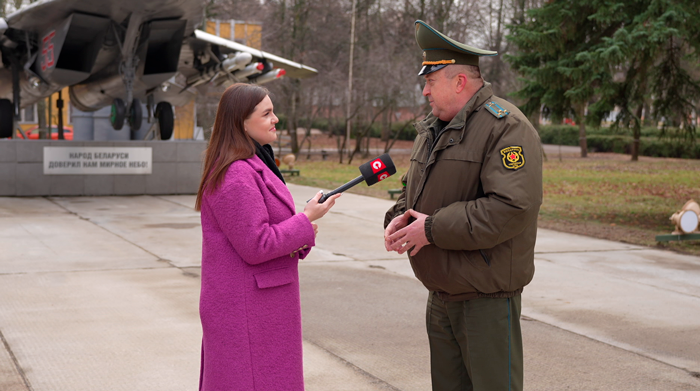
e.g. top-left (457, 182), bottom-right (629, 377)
top-left (318, 175), bottom-right (365, 203)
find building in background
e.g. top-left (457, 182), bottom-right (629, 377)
top-left (205, 20), bottom-right (262, 49)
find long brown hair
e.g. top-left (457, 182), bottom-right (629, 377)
top-left (195, 83), bottom-right (269, 211)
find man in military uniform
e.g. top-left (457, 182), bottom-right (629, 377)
top-left (384, 20), bottom-right (542, 391)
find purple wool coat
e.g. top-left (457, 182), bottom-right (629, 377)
top-left (198, 155), bottom-right (315, 391)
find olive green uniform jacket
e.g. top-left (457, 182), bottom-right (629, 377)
top-left (385, 82), bottom-right (543, 301)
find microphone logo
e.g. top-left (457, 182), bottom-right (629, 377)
top-left (371, 159), bottom-right (386, 173)
top-left (358, 154), bottom-right (396, 186)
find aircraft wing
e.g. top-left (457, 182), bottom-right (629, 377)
top-left (188, 30), bottom-right (318, 80)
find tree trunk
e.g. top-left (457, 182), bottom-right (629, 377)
top-left (343, 0), bottom-right (357, 164)
top-left (529, 110), bottom-right (540, 132)
top-left (642, 101), bottom-right (651, 127)
top-left (631, 104), bottom-right (644, 161)
top-left (485, 0), bottom-right (506, 95)
top-left (629, 53), bottom-right (650, 161)
top-left (380, 103), bottom-right (390, 142)
top-left (340, 119), bottom-right (350, 163)
top-left (384, 122), bottom-right (408, 153)
top-left (37, 98), bottom-right (47, 139)
top-left (287, 84), bottom-right (299, 154)
top-left (576, 104), bottom-right (588, 158)
top-left (297, 105), bottom-right (319, 152)
top-left (349, 103), bottom-right (390, 164)
top-left (47, 95), bottom-right (52, 139)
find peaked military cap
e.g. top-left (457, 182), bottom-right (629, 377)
top-left (415, 20), bottom-right (497, 76)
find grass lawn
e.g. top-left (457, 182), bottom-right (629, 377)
top-left (283, 145), bottom-right (700, 256)
top-left (282, 153), bottom-right (412, 200)
top-left (538, 153), bottom-right (700, 255)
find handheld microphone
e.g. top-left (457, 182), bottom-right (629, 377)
top-left (312, 154), bottom-right (397, 203)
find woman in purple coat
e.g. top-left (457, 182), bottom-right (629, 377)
top-left (195, 83), bottom-right (340, 391)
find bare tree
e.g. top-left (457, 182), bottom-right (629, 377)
top-left (213, 0), bottom-right (541, 162)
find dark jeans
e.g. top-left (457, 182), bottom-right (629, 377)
top-left (426, 292), bottom-right (523, 391)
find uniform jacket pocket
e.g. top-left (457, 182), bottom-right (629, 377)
top-left (254, 267), bottom-right (296, 289)
top-left (439, 147), bottom-right (483, 164)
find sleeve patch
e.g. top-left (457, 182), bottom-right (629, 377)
top-left (485, 101), bottom-right (510, 118)
top-left (500, 146), bottom-right (525, 170)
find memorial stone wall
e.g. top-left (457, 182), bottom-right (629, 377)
top-left (0, 140), bottom-right (206, 196)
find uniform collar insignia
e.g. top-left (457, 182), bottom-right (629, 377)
top-left (485, 101), bottom-right (509, 119)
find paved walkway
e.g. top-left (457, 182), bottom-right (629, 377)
top-left (1, 185), bottom-right (699, 390)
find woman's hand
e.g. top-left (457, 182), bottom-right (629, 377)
top-left (312, 222), bottom-right (318, 237)
top-left (303, 191), bottom-right (341, 222)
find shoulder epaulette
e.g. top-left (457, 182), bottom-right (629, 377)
top-left (484, 101), bottom-right (509, 119)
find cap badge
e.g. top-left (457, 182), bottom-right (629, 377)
top-left (500, 146), bottom-right (525, 170)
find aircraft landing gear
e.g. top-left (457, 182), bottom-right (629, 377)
top-left (110, 98), bottom-right (126, 130)
top-left (111, 98), bottom-right (145, 131)
top-left (155, 102), bottom-right (174, 140)
top-left (129, 98), bottom-right (142, 130)
top-left (143, 101), bottom-right (174, 140)
top-left (0, 99), bottom-right (13, 138)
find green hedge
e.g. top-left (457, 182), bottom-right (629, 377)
top-left (640, 138), bottom-right (700, 159)
top-left (537, 125), bottom-right (581, 146)
top-left (538, 125), bottom-right (700, 159)
top-left (277, 116), bottom-right (418, 141)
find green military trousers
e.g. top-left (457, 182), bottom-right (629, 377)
top-left (426, 292), bottom-right (523, 391)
